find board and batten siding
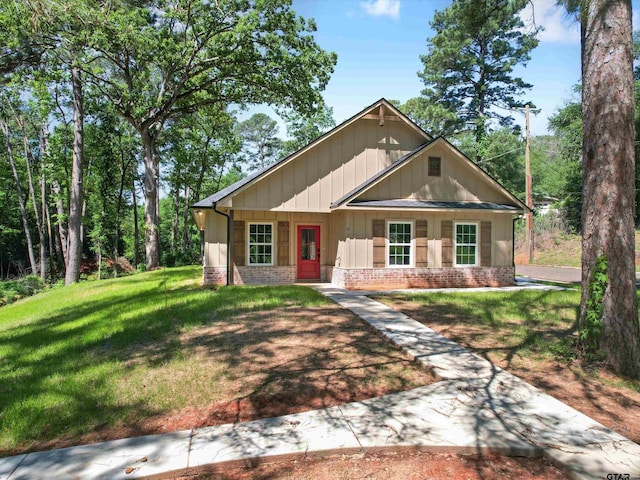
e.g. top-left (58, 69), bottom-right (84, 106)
top-left (204, 210), bottom-right (336, 268)
top-left (228, 119), bottom-right (426, 212)
top-left (359, 145), bottom-right (513, 204)
top-left (335, 211), bottom-right (513, 269)
top-left (203, 210), bottom-right (229, 267)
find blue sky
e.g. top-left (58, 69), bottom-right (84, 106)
top-left (244, 0), bottom-right (639, 138)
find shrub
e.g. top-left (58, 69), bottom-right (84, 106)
top-left (0, 275), bottom-right (46, 307)
top-left (20, 275), bottom-right (45, 295)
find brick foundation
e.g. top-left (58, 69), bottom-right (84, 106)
top-left (204, 265), bottom-right (514, 289)
top-left (330, 266), bottom-right (515, 290)
top-left (203, 266), bottom-right (296, 285)
top-left (204, 265), bottom-right (331, 285)
top-left (203, 266), bottom-right (228, 285)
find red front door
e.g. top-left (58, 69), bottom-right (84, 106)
top-left (297, 225), bottom-right (320, 280)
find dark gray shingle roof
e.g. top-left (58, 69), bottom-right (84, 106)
top-left (345, 199), bottom-right (521, 211)
top-left (191, 169), bottom-right (263, 208)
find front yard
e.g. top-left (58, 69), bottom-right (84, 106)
top-left (0, 266), bottom-right (434, 457)
top-left (375, 289), bottom-right (640, 444)
top-left (3, 266), bottom-right (638, 477)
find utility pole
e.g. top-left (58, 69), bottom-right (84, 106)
top-left (525, 105), bottom-right (534, 264)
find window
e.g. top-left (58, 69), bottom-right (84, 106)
top-left (248, 223), bottom-right (273, 265)
top-left (388, 221), bottom-right (412, 266)
top-left (455, 223), bottom-right (478, 266)
top-left (428, 156), bottom-right (441, 176)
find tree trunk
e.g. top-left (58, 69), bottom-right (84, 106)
top-left (40, 125), bottom-right (50, 281)
top-left (46, 200), bottom-right (60, 273)
top-left (1, 119), bottom-right (38, 276)
top-left (181, 184), bottom-right (191, 253)
top-left (113, 150), bottom-right (129, 279)
top-left (580, 0), bottom-right (640, 378)
top-left (51, 180), bottom-right (69, 267)
top-left (132, 176), bottom-right (140, 267)
top-left (97, 243), bottom-right (102, 280)
top-left (141, 128), bottom-right (161, 269)
top-left (41, 124), bottom-right (59, 274)
top-left (65, 64), bottom-right (85, 285)
top-left (20, 119), bottom-right (47, 281)
top-left (172, 186), bottom-right (180, 252)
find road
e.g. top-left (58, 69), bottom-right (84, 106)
top-left (515, 265), bottom-right (581, 283)
top-left (516, 265), bottom-right (640, 287)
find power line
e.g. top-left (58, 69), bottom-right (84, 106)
top-left (476, 147), bottom-right (525, 163)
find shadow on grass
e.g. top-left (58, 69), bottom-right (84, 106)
top-left (376, 289), bottom-right (640, 442)
top-left (171, 301), bottom-right (435, 427)
top-left (0, 267), bottom-right (432, 457)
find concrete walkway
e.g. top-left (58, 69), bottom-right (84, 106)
top-left (2, 283), bottom-right (639, 480)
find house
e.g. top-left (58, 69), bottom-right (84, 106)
top-left (191, 98), bottom-right (527, 289)
top-left (533, 195), bottom-right (560, 216)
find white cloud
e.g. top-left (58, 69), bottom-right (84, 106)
top-left (360, 0), bottom-right (400, 20)
top-left (520, 0), bottom-right (580, 45)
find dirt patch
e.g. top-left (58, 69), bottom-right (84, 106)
top-left (12, 305), bottom-right (436, 455)
top-left (172, 450), bottom-right (564, 480)
top-left (383, 298), bottom-right (640, 444)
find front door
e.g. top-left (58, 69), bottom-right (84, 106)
top-left (297, 225), bottom-right (320, 280)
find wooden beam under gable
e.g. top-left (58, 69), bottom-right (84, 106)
top-left (379, 104), bottom-right (385, 126)
top-left (362, 113), bottom-right (401, 122)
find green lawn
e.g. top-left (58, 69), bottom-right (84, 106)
top-left (0, 267), bottom-right (331, 454)
top-left (376, 289), bottom-right (640, 392)
top-left (0, 266), bottom-right (433, 456)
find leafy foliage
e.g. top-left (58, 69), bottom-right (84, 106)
top-left (547, 99), bottom-right (583, 231)
top-left (235, 113), bottom-right (283, 171)
top-left (0, 275), bottom-right (45, 306)
top-left (0, 0), bottom-right (337, 276)
top-left (280, 103), bottom-right (336, 155)
top-left (418, 0), bottom-right (539, 143)
top-left (580, 254), bottom-right (606, 359)
top-left (454, 128), bottom-right (525, 196)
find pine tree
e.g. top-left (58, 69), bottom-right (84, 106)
top-left (419, 0), bottom-right (539, 144)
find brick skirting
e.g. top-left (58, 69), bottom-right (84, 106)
top-left (203, 265), bottom-right (514, 289)
top-left (330, 266), bottom-right (515, 290)
top-left (204, 266), bottom-right (296, 285)
top-left (203, 265), bottom-right (331, 285)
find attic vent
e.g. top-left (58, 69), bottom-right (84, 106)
top-left (428, 157), bottom-right (441, 177)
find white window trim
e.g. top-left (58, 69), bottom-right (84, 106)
top-left (454, 221), bottom-right (478, 267)
top-left (247, 222), bottom-right (275, 266)
top-left (386, 220), bottom-right (414, 268)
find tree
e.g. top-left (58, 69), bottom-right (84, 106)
top-left (419, 0), bottom-right (539, 144)
top-left (0, 1), bottom-right (44, 81)
top-left (570, 0), bottom-right (640, 377)
top-left (4, 0), bottom-right (94, 284)
top-left (86, 0), bottom-right (336, 269)
top-left (236, 113), bottom-right (283, 171)
top-left (280, 103), bottom-right (335, 155)
top-left (547, 99), bottom-right (583, 232)
top-left (163, 106), bottom-right (240, 259)
top-left (83, 100), bottom-right (138, 278)
top-left (395, 96), bottom-right (458, 135)
top-left (452, 128), bottom-right (524, 196)
top-left (0, 107), bottom-right (39, 277)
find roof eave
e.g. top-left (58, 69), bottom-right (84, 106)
top-left (334, 205), bottom-right (523, 214)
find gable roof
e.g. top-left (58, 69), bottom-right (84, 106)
top-left (330, 140), bottom-right (435, 208)
top-left (330, 136), bottom-right (528, 212)
top-left (191, 98), bottom-right (431, 208)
